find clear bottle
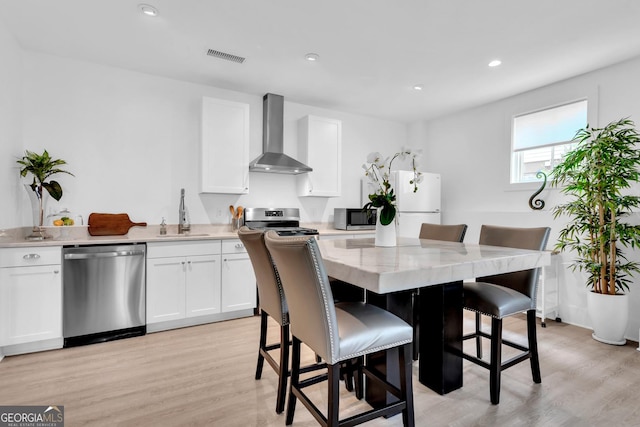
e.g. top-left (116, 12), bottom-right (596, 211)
top-left (160, 217), bottom-right (167, 235)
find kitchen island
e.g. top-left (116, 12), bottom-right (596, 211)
top-left (317, 236), bottom-right (550, 397)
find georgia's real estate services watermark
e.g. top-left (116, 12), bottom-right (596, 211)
top-left (0, 406), bottom-right (64, 427)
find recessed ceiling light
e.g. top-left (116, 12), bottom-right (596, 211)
top-left (413, 85), bottom-right (423, 91)
top-left (138, 4), bottom-right (158, 17)
top-left (488, 59), bottom-right (502, 67)
top-left (305, 53), bottom-right (319, 61)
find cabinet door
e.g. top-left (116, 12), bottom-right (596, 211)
top-left (0, 265), bottom-right (62, 346)
top-left (201, 97), bottom-right (250, 194)
top-left (146, 257), bottom-right (186, 323)
top-left (221, 253), bottom-right (256, 313)
top-left (298, 115), bottom-right (342, 197)
top-left (185, 255), bottom-right (221, 317)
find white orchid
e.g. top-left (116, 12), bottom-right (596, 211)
top-left (362, 148), bottom-right (423, 225)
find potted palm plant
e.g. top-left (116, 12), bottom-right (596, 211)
top-left (551, 118), bottom-right (640, 345)
top-left (17, 149), bottom-right (74, 240)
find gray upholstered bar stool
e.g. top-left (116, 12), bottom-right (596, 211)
top-left (265, 231), bottom-right (415, 427)
top-left (413, 223), bottom-right (468, 359)
top-left (239, 227), bottom-right (360, 414)
top-left (238, 226), bottom-right (290, 414)
top-left (462, 225), bottom-right (550, 404)
top-left (419, 223), bottom-right (468, 242)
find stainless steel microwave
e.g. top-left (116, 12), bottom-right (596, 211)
top-left (334, 208), bottom-right (376, 230)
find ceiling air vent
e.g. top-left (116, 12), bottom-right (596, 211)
top-left (206, 48), bottom-right (245, 64)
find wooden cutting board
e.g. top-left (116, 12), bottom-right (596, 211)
top-left (88, 213), bottom-right (147, 236)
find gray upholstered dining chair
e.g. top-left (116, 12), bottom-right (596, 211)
top-left (462, 224), bottom-right (550, 404)
top-left (264, 231), bottom-right (415, 427)
top-left (238, 226), bottom-right (290, 414)
top-left (413, 223), bottom-right (468, 359)
top-left (419, 222), bottom-right (468, 242)
top-left (239, 226), bottom-right (361, 414)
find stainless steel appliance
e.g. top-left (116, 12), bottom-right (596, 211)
top-left (248, 93), bottom-right (313, 174)
top-left (244, 207), bottom-right (318, 236)
top-left (334, 208), bottom-right (376, 230)
top-left (63, 243), bottom-right (146, 347)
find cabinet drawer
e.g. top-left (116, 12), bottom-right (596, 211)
top-left (147, 240), bottom-right (221, 258)
top-left (0, 246), bottom-right (62, 267)
top-left (222, 239), bottom-right (247, 254)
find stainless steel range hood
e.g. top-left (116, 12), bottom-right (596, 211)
top-left (249, 93), bottom-right (312, 174)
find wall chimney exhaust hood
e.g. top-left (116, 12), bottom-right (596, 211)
top-left (249, 93), bottom-right (312, 174)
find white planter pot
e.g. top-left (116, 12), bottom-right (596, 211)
top-left (587, 291), bottom-right (629, 345)
top-left (375, 213), bottom-right (396, 247)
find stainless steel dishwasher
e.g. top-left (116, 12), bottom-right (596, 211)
top-left (63, 243), bottom-right (146, 347)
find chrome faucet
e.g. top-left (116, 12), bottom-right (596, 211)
top-left (178, 188), bottom-right (190, 234)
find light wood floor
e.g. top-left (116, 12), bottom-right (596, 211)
top-left (1, 312), bottom-right (639, 427)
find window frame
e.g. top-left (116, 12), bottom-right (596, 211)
top-left (509, 98), bottom-right (589, 185)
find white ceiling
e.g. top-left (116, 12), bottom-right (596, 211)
top-left (2, 0), bottom-right (640, 123)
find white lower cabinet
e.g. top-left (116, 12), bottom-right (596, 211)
top-left (146, 239), bottom-right (255, 333)
top-left (0, 246), bottom-right (62, 352)
top-left (147, 241), bottom-right (222, 326)
top-left (221, 240), bottom-right (256, 313)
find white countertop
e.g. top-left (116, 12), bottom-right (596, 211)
top-left (0, 223), bottom-right (372, 248)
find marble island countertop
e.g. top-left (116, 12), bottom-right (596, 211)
top-left (0, 223), bottom-right (373, 248)
top-left (317, 237), bottom-right (551, 293)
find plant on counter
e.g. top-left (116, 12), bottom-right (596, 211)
top-left (17, 149), bottom-right (74, 235)
top-left (362, 147), bottom-right (422, 225)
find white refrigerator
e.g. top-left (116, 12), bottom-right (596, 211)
top-left (361, 170), bottom-right (441, 238)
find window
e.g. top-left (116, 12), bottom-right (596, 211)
top-left (511, 99), bottom-right (588, 184)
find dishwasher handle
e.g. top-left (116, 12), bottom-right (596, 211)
top-left (64, 250), bottom-right (146, 260)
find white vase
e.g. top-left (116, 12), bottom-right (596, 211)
top-left (587, 291), bottom-right (629, 345)
top-left (375, 211), bottom-right (397, 247)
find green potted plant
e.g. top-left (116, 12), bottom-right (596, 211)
top-left (17, 149), bottom-right (74, 240)
top-left (551, 118), bottom-right (640, 344)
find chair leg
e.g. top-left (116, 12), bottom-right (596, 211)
top-left (255, 310), bottom-right (268, 380)
top-left (327, 363), bottom-right (341, 426)
top-left (527, 309), bottom-right (542, 384)
top-left (412, 290), bottom-right (420, 361)
top-left (489, 317), bottom-right (503, 405)
top-left (399, 343), bottom-right (415, 427)
top-left (286, 337), bottom-right (301, 426)
top-left (276, 323), bottom-right (290, 414)
top-left (354, 355), bottom-right (364, 400)
top-left (343, 359), bottom-right (356, 392)
top-left (475, 312), bottom-right (483, 359)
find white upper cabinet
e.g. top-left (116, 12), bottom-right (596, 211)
top-left (297, 115), bottom-right (342, 197)
top-left (200, 97), bottom-right (250, 194)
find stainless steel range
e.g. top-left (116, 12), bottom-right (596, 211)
top-left (244, 207), bottom-right (318, 236)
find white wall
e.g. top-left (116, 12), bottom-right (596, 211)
top-left (421, 55), bottom-right (640, 342)
top-left (15, 51), bottom-right (408, 228)
top-left (0, 19), bottom-right (22, 229)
